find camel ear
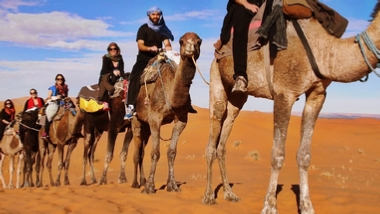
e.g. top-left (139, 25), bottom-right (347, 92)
top-left (198, 39), bottom-right (202, 46)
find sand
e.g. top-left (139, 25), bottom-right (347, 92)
top-left (0, 98), bottom-right (379, 214)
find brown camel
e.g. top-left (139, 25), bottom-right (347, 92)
top-left (130, 32), bottom-right (202, 193)
top-left (36, 98), bottom-right (83, 187)
top-left (77, 80), bottom-right (132, 186)
top-left (203, 3), bottom-right (380, 214)
top-left (0, 120), bottom-right (23, 188)
top-left (18, 109), bottom-right (41, 187)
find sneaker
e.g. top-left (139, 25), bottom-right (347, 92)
top-left (124, 105), bottom-right (134, 120)
top-left (41, 132), bottom-right (49, 139)
top-left (70, 108), bottom-right (77, 116)
top-left (103, 102), bottom-right (109, 111)
top-left (232, 76), bottom-right (247, 93)
top-left (188, 105), bottom-right (197, 114)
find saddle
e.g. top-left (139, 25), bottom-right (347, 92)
top-left (77, 80), bottom-right (128, 113)
top-left (140, 51), bottom-right (177, 85)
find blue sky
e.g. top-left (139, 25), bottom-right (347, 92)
top-left (0, 0), bottom-right (379, 114)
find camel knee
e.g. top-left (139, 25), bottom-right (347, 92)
top-left (205, 146), bottom-right (216, 162)
top-left (150, 151), bottom-right (160, 162)
top-left (216, 147), bottom-right (226, 158)
top-left (104, 155), bottom-right (113, 164)
top-left (271, 156), bottom-right (285, 171)
top-left (297, 153), bottom-right (311, 170)
top-left (213, 101), bottom-right (226, 120)
top-left (167, 148), bottom-right (176, 160)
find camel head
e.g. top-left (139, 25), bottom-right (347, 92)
top-left (179, 32), bottom-right (202, 61)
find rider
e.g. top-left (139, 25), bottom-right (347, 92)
top-left (98, 42), bottom-right (125, 102)
top-left (41, 74), bottom-right (69, 138)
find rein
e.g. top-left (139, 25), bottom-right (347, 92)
top-left (355, 31), bottom-right (380, 82)
top-left (19, 121), bottom-right (40, 132)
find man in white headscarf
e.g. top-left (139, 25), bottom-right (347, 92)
top-left (124, 7), bottom-right (196, 119)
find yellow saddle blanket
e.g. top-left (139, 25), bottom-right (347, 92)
top-left (79, 97), bottom-right (105, 113)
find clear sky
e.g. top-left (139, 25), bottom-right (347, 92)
top-left (0, 0), bottom-right (379, 114)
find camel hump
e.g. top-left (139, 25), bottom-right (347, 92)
top-left (140, 51), bottom-right (177, 85)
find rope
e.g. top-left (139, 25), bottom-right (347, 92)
top-left (192, 56), bottom-right (209, 85)
top-left (19, 121), bottom-right (40, 132)
top-left (355, 31), bottom-right (380, 82)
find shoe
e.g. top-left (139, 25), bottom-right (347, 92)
top-left (188, 105), bottom-right (197, 114)
top-left (124, 105), bottom-right (134, 120)
top-left (41, 132), bottom-right (49, 139)
top-left (103, 102), bottom-right (109, 111)
top-left (70, 108), bottom-right (77, 116)
top-left (232, 76), bottom-right (247, 93)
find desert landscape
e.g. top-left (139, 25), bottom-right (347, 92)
top-left (0, 97), bottom-right (379, 214)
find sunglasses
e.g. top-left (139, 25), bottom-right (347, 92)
top-left (56, 78), bottom-right (63, 81)
top-left (108, 48), bottom-right (118, 51)
top-left (30, 92), bottom-right (37, 94)
top-left (5, 103), bottom-right (11, 105)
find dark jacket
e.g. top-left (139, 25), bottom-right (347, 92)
top-left (307, 0), bottom-right (348, 38)
top-left (99, 55), bottom-right (125, 84)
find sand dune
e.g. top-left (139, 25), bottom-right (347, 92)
top-left (0, 98), bottom-right (379, 213)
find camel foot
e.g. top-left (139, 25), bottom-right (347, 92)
top-left (79, 179), bottom-right (87, 186)
top-left (166, 180), bottom-right (181, 192)
top-left (8, 184), bottom-right (14, 189)
top-left (131, 180), bottom-right (140, 189)
top-left (55, 181), bottom-right (61, 187)
top-left (64, 180), bottom-right (70, 186)
top-left (224, 191), bottom-right (240, 202)
top-left (91, 178), bottom-right (97, 185)
top-left (118, 173), bottom-right (127, 184)
top-left (300, 199), bottom-right (315, 214)
top-left (141, 182), bottom-right (156, 194)
top-left (98, 177), bottom-right (107, 185)
top-left (140, 178), bottom-right (146, 187)
top-left (35, 181), bottom-right (42, 188)
top-left (202, 194), bottom-right (217, 205)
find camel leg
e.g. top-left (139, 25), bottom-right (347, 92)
top-left (34, 149), bottom-right (41, 187)
top-left (80, 131), bottom-right (92, 185)
top-left (0, 153), bottom-right (6, 188)
top-left (63, 139), bottom-right (77, 186)
top-left (99, 126), bottom-right (119, 185)
top-left (166, 119), bottom-right (187, 192)
top-left (262, 93), bottom-right (296, 214)
top-left (46, 143), bottom-right (56, 186)
top-left (89, 130), bottom-right (101, 184)
top-left (296, 88), bottom-right (326, 214)
top-left (22, 148), bottom-right (33, 187)
top-left (16, 152), bottom-right (24, 188)
top-left (142, 121), bottom-right (161, 194)
top-left (139, 139), bottom-right (147, 187)
top-left (8, 155), bottom-right (15, 189)
top-left (118, 128), bottom-right (133, 184)
top-left (131, 119), bottom-right (145, 188)
top-left (54, 144), bottom-right (64, 186)
top-left (37, 139), bottom-right (47, 188)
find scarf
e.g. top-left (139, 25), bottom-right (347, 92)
top-left (105, 54), bottom-right (121, 62)
top-left (56, 84), bottom-right (68, 97)
top-left (27, 97), bottom-right (44, 109)
top-left (146, 7), bottom-right (174, 41)
top-left (5, 107), bottom-right (15, 121)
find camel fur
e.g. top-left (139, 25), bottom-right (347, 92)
top-left (0, 120), bottom-right (23, 188)
top-left (77, 80), bottom-right (132, 186)
top-left (36, 99), bottom-right (83, 187)
top-left (202, 2), bottom-right (380, 214)
top-left (129, 32), bottom-right (202, 193)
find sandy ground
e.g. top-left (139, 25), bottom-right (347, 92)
top-left (0, 99), bottom-right (379, 214)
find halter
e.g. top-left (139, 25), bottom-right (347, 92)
top-left (355, 30), bottom-right (380, 82)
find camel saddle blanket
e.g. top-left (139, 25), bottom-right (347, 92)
top-left (78, 84), bottom-right (101, 102)
top-left (214, 1), bottom-right (266, 60)
top-left (140, 52), bottom-right (178, 85)
top-left (79, 97), bottom-right (105, 113)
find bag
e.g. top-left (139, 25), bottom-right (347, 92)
top-left (283, 0), bottom-right (313, 19)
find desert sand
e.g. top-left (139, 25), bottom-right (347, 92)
top-left (0, 98), bottom-right (379, 214)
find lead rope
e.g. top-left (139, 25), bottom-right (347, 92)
top-left (355, 31), bottom-right (380, 82)
top-left (192, 56), bottom-right (209, 85)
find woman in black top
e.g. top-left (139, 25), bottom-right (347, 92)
top-left (98, 42), bottom-right (125, 101)
top-left (0, 99), bottom-right (16, 141)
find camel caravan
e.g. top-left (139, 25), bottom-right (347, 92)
top-left (1, 1), bottom-right (380, 213)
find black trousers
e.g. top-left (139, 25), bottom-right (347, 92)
top-left (126, 57), bottom-right (150, 106)
top-left (221, 4), bottom-right (254, 80)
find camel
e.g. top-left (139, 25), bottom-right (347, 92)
top-left (202, 2), bottom-right (380, 214)
top-left (77, 80), bottom-right (132, 186)
top-left (130, 32), bottom-right (202, 193)
top-left (0, 120), bottom-right (24, 188)
top-left (18, 109), bottom-right (41, 187)
top-left (36, 98), bottom-right (84, 187)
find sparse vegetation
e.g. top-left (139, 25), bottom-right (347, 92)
top-left (247, 150), bottom-right (260, 160)
top-left (186, 155), bottom-right (195, 160)
top-left (358, 149), bottom-right (364, 154)
top-left (233, 141), bottom-right (242, 148)
top-left (320, 171), bottom-right (334, 178)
